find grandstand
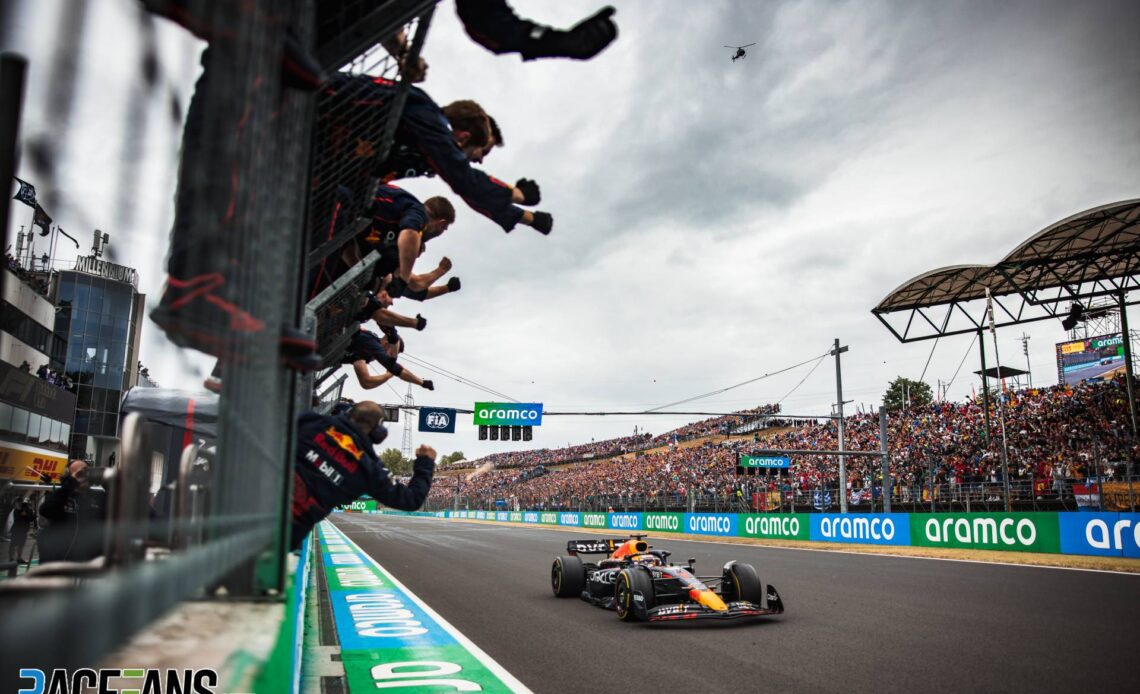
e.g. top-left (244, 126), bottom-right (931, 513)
top-left (427, 378), bottom-right (1138, 514)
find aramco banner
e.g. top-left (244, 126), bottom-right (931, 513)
top-left (739, 454), bottom-right (791, 469)
top-left (472, 402), bottom-right (543, 426)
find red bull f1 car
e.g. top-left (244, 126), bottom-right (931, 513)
top-left (550, 534), bottom-right (784, 623)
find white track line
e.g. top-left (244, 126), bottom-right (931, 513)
top-left (327, 523), bottom-right (535, 694)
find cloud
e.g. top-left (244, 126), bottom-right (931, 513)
top-left (5, 0), bottom-right (1139, 459)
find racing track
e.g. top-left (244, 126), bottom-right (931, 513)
top-left (331, 513), bottom-right (1138, 693)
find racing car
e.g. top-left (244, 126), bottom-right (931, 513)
top-left (550, 534), bottom-right (784, 622)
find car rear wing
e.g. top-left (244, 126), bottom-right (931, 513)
top-left (566, 537), bottom-right (646, 556)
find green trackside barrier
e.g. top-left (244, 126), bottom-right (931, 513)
top-left (371, 509), bottom-right (1140, 559)
top-left (738, 513), bottom-right (811, 541)
top-left (909, 512), bottom-right (1061, 553)
top-left (643, 512), bottom-right (685, 533)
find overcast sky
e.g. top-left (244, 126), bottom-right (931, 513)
top-left (5, 0), bottom-right (1140, 460)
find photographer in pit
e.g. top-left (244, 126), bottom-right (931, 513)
top-left (38, 460), bottom-right (108, 563)
top-left (291, 401), bottom-right (436, 549)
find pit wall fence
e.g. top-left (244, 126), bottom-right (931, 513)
top-left (334, 505), bottom-right (1140, 560)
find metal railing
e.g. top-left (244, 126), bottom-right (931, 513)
top-left (426, 475), bottom-right (1138, 515)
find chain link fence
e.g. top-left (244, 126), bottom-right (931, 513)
top-left (0, 0), bottom-right (439, 685)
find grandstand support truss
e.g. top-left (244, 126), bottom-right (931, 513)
top-left (873, 199), bottom-right (1140, 437)
top-left (872, 200), bottom-right (1140, 343)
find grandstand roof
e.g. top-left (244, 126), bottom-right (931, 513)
top-left (974, 366), bottom-right (1029, 379)
top-left (873, 199), bottom-right (1140, 342)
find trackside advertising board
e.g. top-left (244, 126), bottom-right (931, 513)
top-left (1058, 512), bottom-right (1140, 558)
top-left (812, 513), bottom-right (911, 546)
top-left (375, 510), bottom-right (1140, 558)
top-left (739, 513), bottom-right (811, 541)
top-left (644, 512), bottom-right (685, 533)
top-left (684, 513), bottom-right (738, 536)
top-left (909, 513), bottom-right (1060, 553)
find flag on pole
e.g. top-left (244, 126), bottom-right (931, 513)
top-left (12, 177), bottom-right (37, 207)
top-left (33, 204), bottom-right (53, 235)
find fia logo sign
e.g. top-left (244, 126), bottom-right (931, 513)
top-left (425, 412), bottom-right (450, 429)
top-left (418, 407), bottom-right (456, 434)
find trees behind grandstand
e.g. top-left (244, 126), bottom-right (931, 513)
top-left (883, 377), bottom-right (933, 411)
top-left (440, 451), bottom-right (465, 465)
top-left (380, 448), bottom-right (412, 475)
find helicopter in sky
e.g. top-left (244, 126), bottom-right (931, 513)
top-left (724, 43), bottom-right (756, 62)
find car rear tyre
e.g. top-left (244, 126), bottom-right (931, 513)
top-left (615, 566), bottom-right (655, 621)
top-left (552, 555), bottom-right (585, 598)
top-left (721, 562), bottom-right (764, 604)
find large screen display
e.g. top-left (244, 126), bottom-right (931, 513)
top-left (1055, 333), bottom-right (1126, 385)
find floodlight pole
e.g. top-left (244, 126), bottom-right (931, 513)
top-left (1118, 290), bottom-right (1138, 438)
top-left (978, 327), bottom-right (991, 444)
top-left (986, 288), bottom-right (1012, 512)
top-left (880, 407), bottom-right (891, 513)
top-left (401, 385), bottom-right (414, 461)
top-left (832, 339), bottom-right (850, 513)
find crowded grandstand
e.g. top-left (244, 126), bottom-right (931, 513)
top-left (428, 377), bottom-right (1137, 512)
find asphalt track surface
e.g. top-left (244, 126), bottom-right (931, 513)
top-left (332, 514), bottom-right (1138, 694)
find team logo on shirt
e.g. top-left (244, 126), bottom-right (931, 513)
top-left (325, 427), bottom-right (364, 460)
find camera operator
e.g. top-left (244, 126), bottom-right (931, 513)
top-left (38, 460), bottom-right (108, 563)
top-left (291, 401), bottom-right (436, 549)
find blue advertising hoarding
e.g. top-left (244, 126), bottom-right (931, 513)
top-left (1058, 512), bottom-right (1140, 558)
top-left (811, 513), bottom-right (911, 546)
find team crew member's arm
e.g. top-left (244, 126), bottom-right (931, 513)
top-left (354, 358), bottom-right (434, 391)
top-left (406, 257), bottom-right (452, 292)
top-left (401, 90), bottom-right (530, 232)
top-left (369, 309), bottom-right (427, 331)
top-left (353, 362), bottom-right (397, 390)
top-left (403, 282), bottom-right (455, 302)
top-left (368, 444), bottom-right (437, 511)
top-left (396, 229), bottom-right (429, 289)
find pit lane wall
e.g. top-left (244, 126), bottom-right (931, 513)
top-left (337, 509), bottom-right (1140, 559)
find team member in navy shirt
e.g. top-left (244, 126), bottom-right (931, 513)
top-left (292, 401), bottom-right (435, 549)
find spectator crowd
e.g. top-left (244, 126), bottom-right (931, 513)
top-left (442, 405), bottom-right (785, 473)
top-left (428, 379), bottom-right (1138, 510)
top-left (5, 253), bottom-right (50, 297)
